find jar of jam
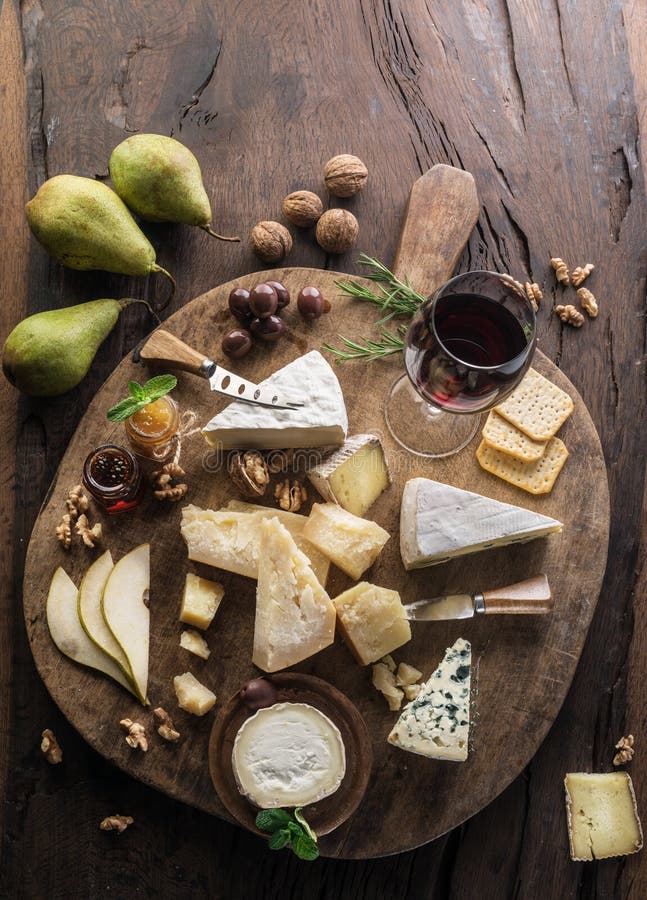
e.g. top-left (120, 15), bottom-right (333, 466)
top-left (124, 396), bottom-right (180, 462)
top-left (83, 444), bottom-right (144, 514)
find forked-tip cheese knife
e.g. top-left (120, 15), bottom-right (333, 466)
top-left (404, 574), bottom-right (553, 621)
top-left (138, 329), bottom-right (305, 410)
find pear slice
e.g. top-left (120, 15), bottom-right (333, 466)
top-left (46, 567), bottom-right (137, 698)
top-left (101, 544), bottom-right (150, 705)
top-left (78, 550), bottom-right (136, 691)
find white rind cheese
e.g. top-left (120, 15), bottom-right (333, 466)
top-left (180, 504), bottom-right (330, 586)
top-left (307, 433), bottom-right (391, 517)
top-left (303, 503), bottom-right (390, 580)
top-left (400, 477), bottom-right (563, 570)
top-left (564, 772), bottom-right (644, 861)
top-left (202, 351), bottom-right (348, 450)
top-left (253, 517), bottom-right (336, 673)
top-left (232, 702), bottom-right (346, 807)
top-left (388, 638), bottom-right (471, 761)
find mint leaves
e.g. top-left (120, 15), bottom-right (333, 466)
top-left (255, 807), bottom-right (319, 861)
top-left (107, 375), bottom-right (177, 422)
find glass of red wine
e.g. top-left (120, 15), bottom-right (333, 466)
top-left (384, 271), bottom-right (536, 457)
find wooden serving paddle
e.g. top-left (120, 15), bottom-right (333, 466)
top-left (392, 163), bottom-right (479, 297)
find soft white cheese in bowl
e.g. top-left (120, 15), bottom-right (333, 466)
top-left (231, 701), bottom-right (346, 808)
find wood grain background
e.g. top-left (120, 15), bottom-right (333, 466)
top-left (2, 0), bottom-right (646, 897)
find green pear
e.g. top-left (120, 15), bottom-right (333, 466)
top-left (109, 134), bottom-right (239, 241)
top-left (2, 297), bottom-right (147, 396)
top-left (26, 174), bottom-right (175, 291)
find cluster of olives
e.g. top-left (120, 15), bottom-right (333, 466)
top-left (221, 280), bottom-right (331, 358)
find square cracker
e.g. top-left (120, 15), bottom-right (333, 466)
top-left (482, 410), bottom-right (547, 462)
top-left (494, 368), bottom-right (574, 441)
top-left (476, 437), bottom-right (568, 494)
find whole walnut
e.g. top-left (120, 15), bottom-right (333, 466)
top-left (316, 209), bottom-right (359, 254)
top-left (282, 191), bottom-right (323, 228)
top-left (250, 221), bottom-right (293, 263)
top-left (324, 154), bottom-right (368, 197)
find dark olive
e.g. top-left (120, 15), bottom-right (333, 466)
top-left (221, 328), bottom-right (253, 358)
top-left (250, 314), bottom-right (287, 342)
top-left (265, 280), bottom-right (290, 309)
top-left (228, 287), bottom-right (252, 320)
top-left (249, 282), bottom-right (279, 319)
top-left (297, 285), bottom-right (330, 321)
top-left (240, 678), bottom-right (278, 711)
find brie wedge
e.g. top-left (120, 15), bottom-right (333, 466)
top-left (252, 517), bottom-right (336, 673)
top-left (202, 350), bottom-right (348, 449)
top-left (232, 702), bottom-right (346, 807)
top-left (400, 477), bottom-right (562, 570)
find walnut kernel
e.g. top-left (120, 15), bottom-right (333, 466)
top-left (75, 513), bottom-right (102, 548)
top-left (577, 287), bottom-right (599, 318)
top-left (324, 154), bottom-right (368, 197)
top-left (56, 514), bottom-right (72, 550)
top-left (525, 282), bottom-right (543, 312)
top-left (571, 263), bottom-right (595, 287)
top-left (40, 729), bottom-right (63, 764)
top-left (555, 304), bottom-right (585, 327)
top-left (100, 815), bottom-right (134, 833)
top-left (274, 478), bottom-right (307, 512)
top-left (250, 220), bottom-right (292, 263)
top-left (550, 257), bottom-right (570, 285)
top-left (282, 190), bottom-right (323, 228)
top-left (119, 718), bottom-right (148, 751)
top-left (153, 707), bottom-right (180, 742)
top-left (315, 209), bottom-right (359, 254)
top-left (613, 734), bottom-right (635, 766)
top-left (66, 484), bottom-right (89, 519)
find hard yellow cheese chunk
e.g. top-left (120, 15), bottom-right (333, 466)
top-left (179, 629), bottom-right (210, 659)
top-left (307, 434), bottom-right (390, 517)
top-left (173, 671), bottom-right (216, 716)
top-left (564, 772), bottom-right (643, 861)
top-left (333, 582), bottom-right (411, 665)
top-left (180, 573), bottom-right (224, 630)
top-left (302, 503), bottom-right (390, 580)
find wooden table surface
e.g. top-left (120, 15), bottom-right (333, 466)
top-left (1, 1), bottom-right (645, 897)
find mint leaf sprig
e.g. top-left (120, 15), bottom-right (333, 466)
top-left (255, 807), bottom-right (319, 861)
top-left (107, 375), bottom-right (177, 422)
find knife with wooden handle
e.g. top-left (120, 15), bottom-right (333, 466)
top-left (138, 329), bottom-right (304, 410)
top-left (403, 574), bottom-right (553, 621)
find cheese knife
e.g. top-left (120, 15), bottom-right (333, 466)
top-left (404, 574), bottom-right (553, 621)
top-left (138, 329), bottom-right (304, 409)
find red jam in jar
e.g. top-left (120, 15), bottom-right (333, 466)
top-left (82, 444), bottom-right (143, 514)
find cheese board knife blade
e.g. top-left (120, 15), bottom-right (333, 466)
top-left (138, 329), bottom-right (304, 409)
top-left (404, 574), bottom-right (553, 621)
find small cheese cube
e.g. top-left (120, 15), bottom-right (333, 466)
top-left (173, 672), bottom-right (216, 716)
top-left (179, 629), bottom-right (210, 659)
top-left (302, 503), bottom-right (390, 580)
top-left (307, 434), bottom-right (390, 517)
top-left (565, 772), bottom-right (643, 860)
top-left (180, 573), bottom-right (224, 630)
top-left (333, 582), bottom-right (411, 665)
top-left (396, 662), bottom-right (423, 687)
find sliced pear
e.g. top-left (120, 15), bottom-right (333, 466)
top-left (78, 549), bottom-right (136, 691)
top-left (101, 544), bottom-right (150, 705)
top-left (46, 567), bottom-right (137, 698)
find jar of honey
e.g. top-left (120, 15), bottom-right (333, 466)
top-left (124, 396), bottom-right (180, 461)
top-left (83, 444), bottom-right (144, 514)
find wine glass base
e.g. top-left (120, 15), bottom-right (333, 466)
top-left (384, 373), bottom-right (482, 458)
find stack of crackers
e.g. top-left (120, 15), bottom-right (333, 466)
top-left (476, 368), bottom-right (573, 495)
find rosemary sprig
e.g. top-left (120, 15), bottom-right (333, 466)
top-left (335, 253), bottom-right (425, 323)
top-left (323, 325), bottom-right (407, 362)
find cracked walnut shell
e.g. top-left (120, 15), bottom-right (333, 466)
top-left (324, 154), bottom-right (368, 197)
top-left (229, 450), bottom-right (270, 498)
top-left (282, 190), bottom-right (323, 227)
top-left (250, 220), bottom-right (292, 263)
top-left (316, 209), bottom-right (359, 254)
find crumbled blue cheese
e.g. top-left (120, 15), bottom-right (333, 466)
top-left (388, 638), bottom-right (471, 761)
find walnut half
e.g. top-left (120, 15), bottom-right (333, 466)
top-left (100, 815), bottom-right (134, 833)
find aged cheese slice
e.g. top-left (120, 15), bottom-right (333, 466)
top-left (232, 702), bottom-right (346, 808)
top-left (333, 582), bottom-right (411, 665)
top-left (202, 350), bottom-right (348, 449)
top-left (307, 433), bottom-right (391, 517)
top-left (302, 503), bottom-right (390, 580)
top-left (400, 477), bottom-right (562, 570)
top-left (180, 573), bottom-right (224, 630)
top-left (252, 517), bottom-right (336, 673)
top-left (388, 638), bottom-right (471, 761)
top-left (564, 772), bottom-right (643, 860)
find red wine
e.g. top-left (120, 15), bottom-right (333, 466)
top-left (404, 293), bottom-right (532, 413)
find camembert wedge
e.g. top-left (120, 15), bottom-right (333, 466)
top-left (400, 477), bottom-right (562, 570)
top-left (202, 351), bottom-right (348, 450)
top-left (252, 517), bottom-right (336, 673)
top-left (388, 638), bottom-right (471, 761)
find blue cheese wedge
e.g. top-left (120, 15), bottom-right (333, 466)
top-left (400, 477), bottom-right (562, 570)
top-left (232, 702), bottom-right (346, 807)
top-left (388, 638), bottom-right (471, 761)
top-left (202, 350), bottom-right (348, 450)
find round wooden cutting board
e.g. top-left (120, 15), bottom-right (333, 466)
top-left (23, 265), bottom-right (609, 859)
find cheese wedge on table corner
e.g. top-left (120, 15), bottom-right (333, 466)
top-left (202, 350), bottom-right (348, 450)
top-left (400, 477), bottom-right (562, 570)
